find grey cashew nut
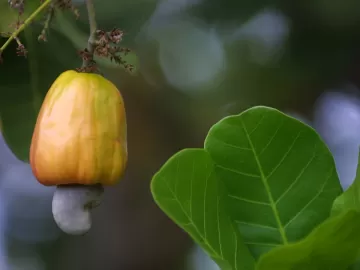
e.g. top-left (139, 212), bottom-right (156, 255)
top-left (52, 184), bottom-right (104, 235)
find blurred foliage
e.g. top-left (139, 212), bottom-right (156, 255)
top-left (188, 0), bottom-right (275, 26)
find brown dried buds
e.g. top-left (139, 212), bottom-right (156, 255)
top-left (8, 0), bottom-right (25, 15)
top-left (1, 0), bottom-right (135, 73)
top-left (77, 28), bottom-right (134, 73)
top-left (1, 0), bottom-right (80, 63)
top-left (38, 0), bottom-right (80, 42)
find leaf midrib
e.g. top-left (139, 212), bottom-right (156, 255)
top-left (240, 120), bottom-right (289, 245)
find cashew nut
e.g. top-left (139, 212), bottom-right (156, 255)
top-left (52, 184), bottom-right (104, 235)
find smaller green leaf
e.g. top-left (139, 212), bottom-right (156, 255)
top-left (256, 210), bottom-right (360, 270)
top-left (332, 151), bottom-right (360, 216)
top-left (151, 148), bottom-right (255, 270)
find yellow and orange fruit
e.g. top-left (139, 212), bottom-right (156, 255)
top-left (30, 70), bottom-right (127, 186)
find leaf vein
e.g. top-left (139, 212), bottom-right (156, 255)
top-left (235, 220), bottom-right (278, 230)
top-left (233, 226), bottom-right (238, 270)
top-left (214, 137), bottom-right (251, 151)
top-left (228, 194), bottom-right (271, 206)
top-left (259, 118), bottom-right (284, 156)
top-left (266, 131), bottom-right (302, 180)
top-left (283, 168), bottom-right (334, 228)
top-left (248, 114), bottom-right (266, 135)
top-left (275, 149), bottom-right (317, 205)
top-left (244, 242), bottom-right (281, 247)
top-left (216, 164), bottom-right (261, 178)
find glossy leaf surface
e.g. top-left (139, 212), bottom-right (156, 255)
top-left (205, 106), bottom-right (342, 258)
top-left (256, 210), bottom-right (360, 270)
top-left (151, 148), bottom-right (255, 270)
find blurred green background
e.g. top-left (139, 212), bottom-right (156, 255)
top-left (2, 0), bottom-right (360, 269)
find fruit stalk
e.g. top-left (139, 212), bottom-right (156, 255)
top-left (82, 0), bottom-right (97, 68)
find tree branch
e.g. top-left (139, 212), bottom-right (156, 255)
top-left (0, 0), bottom-right (52, 54)
top-left (82, 0), bottom-right (98, 69)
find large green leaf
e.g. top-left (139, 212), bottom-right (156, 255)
top-left (256, 210), bottom-right (360, 270)
top-left (0, 93), bottom-right (38, 162)
top-left (0, 28), bottom-right (43, 162)
top-left (204, 106), bottom-right (342, 259)
top-left (332, 151), bottom-right (360, 216)
top-left (151, 148), bottom-right (255, 270)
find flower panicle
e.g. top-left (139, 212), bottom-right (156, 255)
top-left (77, 28), bottom-right (134, 73)
top-left (0, 0), bottom-right (80, 62)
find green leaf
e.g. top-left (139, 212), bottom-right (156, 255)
top-left (204, 106), bottom-right (342, 259)
top-left (151, 148), bottom-right (255, 270)
top-left (256, 210), bottom-right (360, 270)
top-left (332, 151), bottom-right (360, 216)
top-left (0, 95), bottom-right (38, 162)
top-left (0, 28), bottom-right (42, 162)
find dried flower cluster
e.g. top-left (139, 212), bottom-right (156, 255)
top-left (77, 28), bottom-right (134, 73)
top-left (0, 0), bottom-right (79, 62)
top-left (1, 0), bottom-right (134, 73)
top-left (8, 0), bottom-right (26, 15)
top-left (53, 0), bottom-right (80, 18)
